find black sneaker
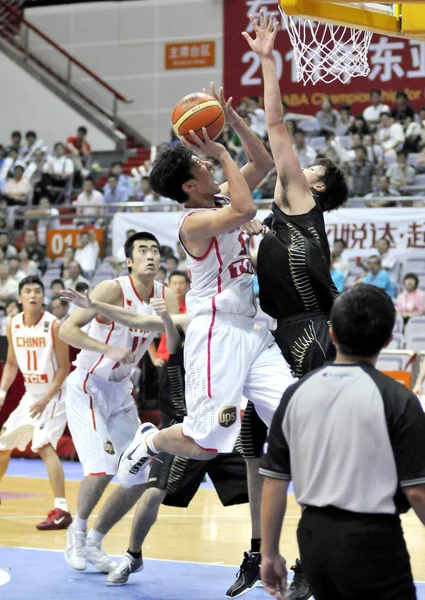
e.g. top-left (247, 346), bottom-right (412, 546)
top-left (226, 551), bottom-right (261, 598)
top-left (286, 559), bottom-right (312, 600)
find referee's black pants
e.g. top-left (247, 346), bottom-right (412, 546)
top-left (297, 506), bottom-right (416, 600)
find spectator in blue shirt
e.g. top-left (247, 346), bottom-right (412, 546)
top-left (363, 255), bottom-right (394, 297)
top-left (109, 161), bottom-right (134, 197)
top-left (330, 252), bottom-right (346, 293)
top-left (103, 174), bottom-right (129, 210)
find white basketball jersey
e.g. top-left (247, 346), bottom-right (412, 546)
top-left (11, 311), bottom-right (63, 399)
top-left (75, 276), bottom-right (164, 382)
top-left (178, 203), bottom-right (257, 320)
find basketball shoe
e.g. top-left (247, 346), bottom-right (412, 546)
top-left (36, 508), bottom-right (72, 530)
top-left (65, 524), bottom-right (115, 573)
top-left (118, 423), bottom-right (158, 489)
top-left (105, 552), bottom-right (144, 586)
top-left (226, 551), bottom-right (261, 598)
top-left (286, 559), bottom-right (312, 600)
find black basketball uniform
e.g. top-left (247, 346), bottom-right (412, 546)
top-left (147, 348), bottom-right (248, 508)
top-left (241, 201), bottom-right (338, 460)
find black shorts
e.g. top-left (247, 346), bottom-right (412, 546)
top-left (147, 451), bottom-right (249, 508)
top-left (298, 506), bottom-right (416, 600)
top-left (275, 310), bottom-right (335, 379)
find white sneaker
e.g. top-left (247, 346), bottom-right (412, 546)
top-left (105, 552), bottom-right (144, 586)
top-left (118, 423), bottom-right (158, 489)
top-left (86, 539), bottom-right (116, 573)
top-left (64, 524), bottom-right (87, 571)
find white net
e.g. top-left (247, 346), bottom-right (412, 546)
top-left (279, 6), bottom-right (373, 85)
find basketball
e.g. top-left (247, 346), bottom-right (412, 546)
top-left (172, 92), bottom-right (225, 143)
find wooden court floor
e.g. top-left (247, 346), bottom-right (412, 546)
top-left (2, 473), bottom-right (425, 580)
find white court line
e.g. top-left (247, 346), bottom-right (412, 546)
top-left (2, 546), bottom-right (425, 583)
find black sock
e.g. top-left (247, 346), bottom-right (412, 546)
top-left (250, 538), bottom-right (261, 553)
top-left (127, 549), bottom-right (142, 559)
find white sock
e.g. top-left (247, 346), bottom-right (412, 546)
top-left (146, 431), bottom-right (159, 454)
top-left (87, 528), bottom-right (105, 545)
top-left (54, 497), bottom-right (68, 511)
top-left (74, 514), bottom-right (88, 532)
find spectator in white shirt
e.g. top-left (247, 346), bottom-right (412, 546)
top-left (335, 103), bottom-right (354, 136)
top-left (18, 247), bottom-right (39, 277)
top-left (7, 256), bottom-right (26, 283)
top-left (0, 299), bottom-right (20, 335)
top-left (75, 177), bottom-right (104, 225)
top-left (365, 175), bottom-right (400, 208)
top-left (246, 96), bottom-right (267, 139)
top-left (376, 237), bottom-right (398, 272)
top-left (386, 150), bottom-right (416, 190)
top-left (24, 195), bottom-right (60, 245)
top-left (363, 134), bottom-right (384, 170)
top-left (43, 142), bottom-right (74, 183)
top-left (293, 129), bottom-right (317, 168)
top-left (2, 162), bottom-right (31, 205)
top-left (377, 112), bottom-right (405, 160)
top-left (363, 90), bottom-right (390, 129)
top-left (0, 232), bottom-right (17, 258)
top-left (74, 230), bottom-right (99, 279)
top-left (316, 96), bottom-right (340, 134)
top-left (50, 298), bottom-right (71, 323)
top-left (0, 263), bottom-right (19, 309)
top-left (64, 261), bottom-right (90, 290)
top-left (332, 238), bottom-right (350, 278)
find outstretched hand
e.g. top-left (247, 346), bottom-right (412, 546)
top-left (242, 10), bottom-right (279, 58)
top-left (204, 82), bottom-right (239, 127)
top-left (60, 288), bottom-right (93, 310)
top-left (180, 127), bottom-right (227, 161)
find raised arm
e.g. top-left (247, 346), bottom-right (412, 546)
top-left (59, 280), bottom-right (135, 364)
top-left (179, 131), bottom-right (257, 243)
top-left (243, 12), bottom-right (315, 215)
top-left (205, 84), bottom-right (273, 196)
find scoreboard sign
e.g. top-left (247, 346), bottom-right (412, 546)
top-left (46, 228), bottom-right (104, 259)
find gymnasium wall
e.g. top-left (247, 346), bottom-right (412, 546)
top-left (25, 0), bottom-right (224, 145)
top-left (0, 51), bottom-right (115, 151)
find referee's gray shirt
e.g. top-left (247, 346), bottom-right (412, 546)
top-left (260, 363), bottom-right (425, 514)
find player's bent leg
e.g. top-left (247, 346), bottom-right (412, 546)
top-left (106, 487), bottom-right (166, 586)
top-left (36, 443), bottom-right (72, 531)
top-left (118, 423), bottom-right (217, 489)
top-left (0, 450), bottom-right (11, 481)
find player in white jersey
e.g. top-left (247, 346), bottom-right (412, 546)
top-left (59, 232), bottom-right (182, 575)
top-left (0, 276), bottom-right (71, 530)
top-left (95, 86), bottom-right (297, 597)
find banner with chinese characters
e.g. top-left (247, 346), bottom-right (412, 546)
top-left (223, 0), bottom-right (425, 113)
top-left (165, 41), bottom-right (215, 70)
top-left (112, 208), bottom-right (425, 261)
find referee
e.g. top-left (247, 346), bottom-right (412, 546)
top-left (259, 284), bottom-right (425, 600)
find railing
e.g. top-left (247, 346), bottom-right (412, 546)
top-left (0, 0), bottom-right (132, 126)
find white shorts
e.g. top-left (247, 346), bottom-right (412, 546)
top-left (0, 391), bottom-right (67, 453)
top-left (182, 313), bottom-right (295, 453)
top-left (66, 369), bottom-right (139, 477)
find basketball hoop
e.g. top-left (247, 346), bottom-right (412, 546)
top-left (278, 5), bottom-right (373, 85)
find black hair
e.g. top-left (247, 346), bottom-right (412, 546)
top-left (83, 176), bottom-right (95, 184)
top-left (75, 281), bottom-right (89, 293)
top-left (349, 115), bottom-right (370, 136)
top-left (355, 145), bottom-right (368, 155)
top-left (370, 89), bottom-right (382, 97)
top-left (169, 270), bottom-right (190, 284)
top-left (51, 278), bottom-right (65, 288)
top-left (334, 238), bottom-right (346, 248)
top-left (149, 145), bottom-right (194, 204)
top-left (11, 130), bottom-right (21, 139)
top-left (313, 157), bottom-right (349, 212)
top-left (54, 142), bottom-right (64, 151)
top-left (124, 231), bottom-right (160, 273)
top-left (380, 111), bottom-right (392, 118)
top-left (397, 150), bottom-right (408, 159)
top-left (19, 275), bottom-right (44, 295)
top-left (166, 255), bottom-right (178, 264)
top-left (52, 298), bottom-right (69, 308)
top-left (403, 272), bottom-right (419, 289)
top-left (339, 103), bottom-right (351, 112)
top-left (5, 299), bottom-right (19, 311)
top-left (331, 284), bottom-right (395, 356)
top-left (293, 128), bottom-right (305, 136)
top-left (396, 91), bottom-right (408, 100)
top-left (368, 254), bottom-right (382, 263)
top-left (107, 173), bottom-right (118, 181)
top-left (26, 131), bottom-right (36, 139)
top-left (111, 161), bottom-right (124, 168)
top-left (158, 265), bottom-right (167, 275)
top-left (78, 126), bottom-right (88, 134)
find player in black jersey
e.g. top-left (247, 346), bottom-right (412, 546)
top-left (241, 11), bottom-right (349, 600)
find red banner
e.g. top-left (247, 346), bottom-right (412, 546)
top-left (223, 0), bottom-right (425, 114)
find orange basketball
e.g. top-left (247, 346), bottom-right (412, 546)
top-left (172, 92), bottom-right (225, 143)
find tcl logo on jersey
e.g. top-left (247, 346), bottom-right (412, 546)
top-left (229, 258), bottom-right (254, 279)
top-left (218, 406), bottom-right (237, 427)
top-left (23, 373), bottom-right (48, 383)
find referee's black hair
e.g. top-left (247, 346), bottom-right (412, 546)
top-left (19, 275), bottom-right (45, 295)
top-left (331, 284), bottom-right (395, 357)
